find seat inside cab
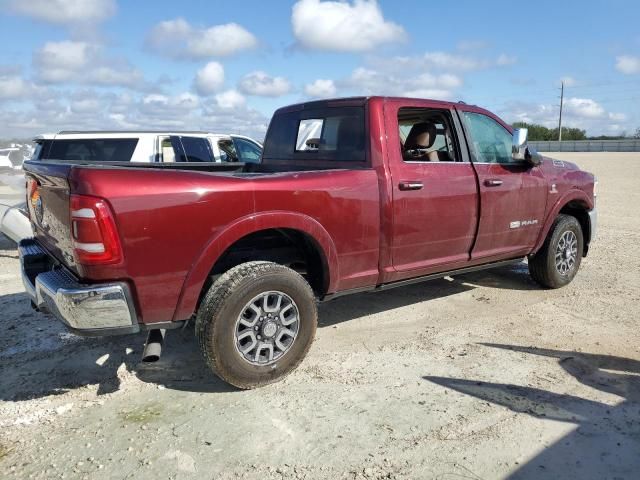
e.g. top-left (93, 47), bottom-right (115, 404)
top-left (398, 108), bottom-right (459, 162)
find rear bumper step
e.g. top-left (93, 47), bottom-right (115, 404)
top-left (19, 239), bottom-right (139, 337)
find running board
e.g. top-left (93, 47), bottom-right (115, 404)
top-left (322, 257), bottom-right (525, 301)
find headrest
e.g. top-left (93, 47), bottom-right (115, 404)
top-left (404, 122), bottom-right (437, 150)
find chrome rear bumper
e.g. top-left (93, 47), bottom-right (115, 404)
top-left (19, 239), bottom-right (139, 336)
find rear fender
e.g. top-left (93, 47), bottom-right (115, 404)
top-left (532, 189), bottom-right (594, 254)
top-left (172, 211), bottom-right (339, 321)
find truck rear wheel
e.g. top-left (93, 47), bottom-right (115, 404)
top-left (528, 214), bottom-right (583, 289)
top-left (195, 261), bottom-right (317, 389)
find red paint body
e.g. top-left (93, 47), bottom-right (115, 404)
top-left (23, 97), bottom-right (596, 326)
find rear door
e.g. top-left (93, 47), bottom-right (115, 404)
top-left (458, 109), bottom-right (547, 259)
top-left (384, 99), bottom-right (479, 279)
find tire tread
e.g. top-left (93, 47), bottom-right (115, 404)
top-left (195, 261), bottom-right (316, 389)
top-left (529, 214), bottom-right (583, 289)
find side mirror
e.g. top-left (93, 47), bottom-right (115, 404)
top-left (512, 128), bottom-right (528, 161)
top-left (512, 128), bottom-right (542, 167)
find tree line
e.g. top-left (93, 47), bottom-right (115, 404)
top-left (512, 123), bottom-right (640, 141)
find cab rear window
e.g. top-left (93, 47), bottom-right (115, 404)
top-left (263, 106), bottom-right (367, 164)
top-left (40, 139), bottom-right (139, 162)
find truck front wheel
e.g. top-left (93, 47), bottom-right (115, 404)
top-left (195, 261), bottom-right (318, 389)
top-left (528, 214), bottom-right (584, 289)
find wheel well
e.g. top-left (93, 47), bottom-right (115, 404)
top-left (559, 201), bottom-right (591, 255)
top-left (199, 228), bottom-right (328, 305)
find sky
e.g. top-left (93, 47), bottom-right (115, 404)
top-left (0, 0), bottom-right (639, 140)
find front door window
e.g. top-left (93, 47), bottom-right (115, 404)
top-left (462, 112), bottom-right (513, 164)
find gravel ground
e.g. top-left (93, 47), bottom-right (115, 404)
top-left (0, 152), bottom-right (639, 480)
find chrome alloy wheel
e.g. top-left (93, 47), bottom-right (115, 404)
top-left (555, 230), bottom-right (578, 276)
top-left (234, 291), bottom-right (300, 366)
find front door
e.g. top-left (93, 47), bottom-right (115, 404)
top-left (458, 109), bottom-right (548, 260)
top-left (385, 101), bottom-right (479, 280)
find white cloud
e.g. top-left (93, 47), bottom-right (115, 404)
top-left (341, 67), bottom-right (461, 99)
top-left (615, 55), bottom-right (640, 75)
top-left (146, 18), bottom-right (257, 59)
top-left (88, 65), bottom-right (145, 88)
top-left (33, 40), bottom-right (149, 89)
top-left (34, 41), bottom-right (94, 82)
top-left (5, 0), bottom-right (116, 25)
top-left (368, 51), bottom-right (517, 74)
top-left (305, 79), bottom-right (337, 98)
top-left (608, 112), bottom-right (627, 122)
top-left (403, 88), bottom-right (455, 100)
top-left (500, 97), bottom-right (630, 135)
top-left (560, 76), bottom-right (577, 87)
top-left (239, 71), bottom-right (292, 97)
top-left (0, 73), bottom-right (33, 100)
top-left (194, 62), bottom-right (225, 96)
top-left (291, 0), bottom-right (406, 52)
top-left (564, 98), bottom-right (605, 119)
top-left (0, 87), bottom-right (269, 140)
top-left (140, 92), bottom-right (200, 116)
top-left (215, 90), bottom-right (246, 109)
top-left (422, 51), bottom-right (515, 71)
top-left (70, 90), bottom-right (102, 113)
top-left (496, 54), bottom-right (517, 66)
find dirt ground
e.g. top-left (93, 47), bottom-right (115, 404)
top-left (1, 153), bottom-right (639, 480)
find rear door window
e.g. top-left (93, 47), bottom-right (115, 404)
top-left (172, 136), bottom-right (215, 162)
top-left (41, 139), bottom-right (139, 162)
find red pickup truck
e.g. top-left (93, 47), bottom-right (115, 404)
top-left (20, 97), bottom-right (596, 389)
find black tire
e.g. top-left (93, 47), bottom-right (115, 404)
top-left (195, 261), bottom-right (317, 389)
top-left (528, 214), bottom-right (584, 289)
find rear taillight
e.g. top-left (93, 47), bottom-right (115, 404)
top-left (26, 177), bottom-right (37, 220)
top-left (70, 194), bottom-right (122, 265)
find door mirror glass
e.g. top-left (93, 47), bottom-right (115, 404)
top-left (512, 128), bottom-right (528, 161)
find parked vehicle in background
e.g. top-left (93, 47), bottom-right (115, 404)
top-left (0, 131), bottom-right (263, 244)
top-left (19, 97), bottom-right (596, 389)
top-left (32, 131), bottom-right (263, 164)
top-left (1, 205), bottom-right (31, 242)
top-left (0, 147), bottom-right (26, 170)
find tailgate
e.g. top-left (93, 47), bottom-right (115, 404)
top-left (23, 161), bottom-right (78, 274)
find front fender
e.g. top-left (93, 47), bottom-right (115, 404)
top-left (532, 189), bottom-right (594, 253)
top-left (172, 211), bottom-right (339, 321)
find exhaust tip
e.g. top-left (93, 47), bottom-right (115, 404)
top-left (142, 329), bottom-right (165, 363)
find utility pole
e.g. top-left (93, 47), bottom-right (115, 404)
top-left (558, 80), bottom-right (564, 142)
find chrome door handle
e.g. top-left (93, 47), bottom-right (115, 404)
top-left (399, 181), bottom-right (424, 191)
top-left (484, 179), bottom-right (503, 187)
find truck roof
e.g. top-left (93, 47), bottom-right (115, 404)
top-left (273, 96), bottom-right (475, 114)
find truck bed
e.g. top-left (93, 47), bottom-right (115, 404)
top-left (22, 159), bottom-right (381, 324)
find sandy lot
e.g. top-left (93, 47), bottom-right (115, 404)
top-left (0, 153), bottom-right (639, 480)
